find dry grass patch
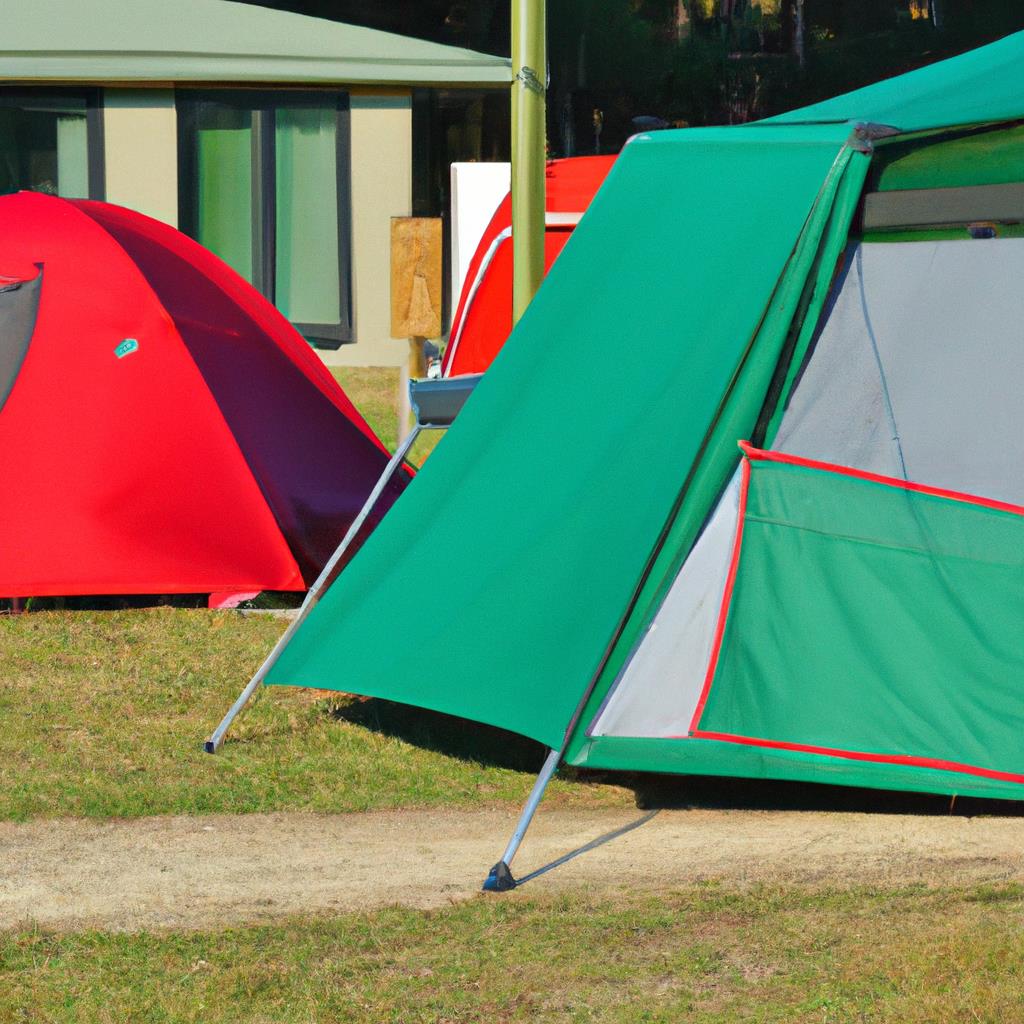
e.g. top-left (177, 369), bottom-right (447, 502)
top-left (4, 883), bottom-right (1024, 1022)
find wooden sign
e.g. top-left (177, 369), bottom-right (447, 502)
top-left (390, 217), bottom-right (443, 339)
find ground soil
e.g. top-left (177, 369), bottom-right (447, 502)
top-left (3, 806), bottom-right (1024, 932)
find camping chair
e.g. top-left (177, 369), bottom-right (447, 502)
top-left (204, 373), bottom-right (482, 753)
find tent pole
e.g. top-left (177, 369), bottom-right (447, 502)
top-left (204, 425), bottom-right (424, 754)
top-left (483, 747), bottom-right (560, 891)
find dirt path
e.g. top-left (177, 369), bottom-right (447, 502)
top-left (3, 807), bottom-right (1024, 932)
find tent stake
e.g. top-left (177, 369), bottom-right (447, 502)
top-left (483, 747), bottom-right (560, 891)
top-left (204, 425), bottom-right (424, 754)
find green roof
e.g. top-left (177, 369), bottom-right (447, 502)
top-left (0, 0), bottom-right (511, 86)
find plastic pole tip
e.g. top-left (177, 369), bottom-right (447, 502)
top-left (203, 740), bottom-right (218, 755)
top-left (482, 860), bottom-right (517, 892)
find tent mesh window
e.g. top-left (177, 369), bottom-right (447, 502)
top-left (773, 236), bottom-right (1024, 508)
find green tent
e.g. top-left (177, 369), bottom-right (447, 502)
top-left (264, 32), bottom-right (1024, 885)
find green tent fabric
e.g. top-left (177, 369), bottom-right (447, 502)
top-left (701, 454), bottom-right (1024, 783)
top-left (870, 124), bottom-right (1024, 193)
top-left (267, 31), bottom-right (1024, 804)
top-left (767, 30), bottom-right (1024, 132)
top-left (270, 123), bottom-right (855, 746)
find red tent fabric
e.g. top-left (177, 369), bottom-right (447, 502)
top-left (0, 191), bottom-right (406, 600)
top-left (442, 156), bottom-right (616, 377)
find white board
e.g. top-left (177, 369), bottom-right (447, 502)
top-left (449, 162), bottom-right (510, 321)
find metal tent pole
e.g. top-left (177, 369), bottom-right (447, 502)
top-left (203, 425), bottom-right (424, 754)
top-left (483, 747), bottom-right (560, 891)
top-left (481, 0), bottom-right (549, 892)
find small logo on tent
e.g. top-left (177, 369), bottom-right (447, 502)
top-left (115, 338), bottom-right (139, 359)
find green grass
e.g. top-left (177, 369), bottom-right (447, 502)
top-left (0, 609), bottom-right (629, 821)
top-left (5, 883), bottom-right (1024, 1022)
top-left (331, 366), bottom-right (442, 464)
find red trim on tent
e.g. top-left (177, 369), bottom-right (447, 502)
top-left (739, 441), bottom-right (1024, 518)
top-left (687, 457), bottom-right (751, 734)
top-left (688, 730), bottom-right (1024, 786)
top-left (674, 441), bottom-right (1024, 786)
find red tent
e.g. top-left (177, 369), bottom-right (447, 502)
top-left (0, 191), bottom-right (405, 604)
top-left (442, 156), bottom-right (616, 378)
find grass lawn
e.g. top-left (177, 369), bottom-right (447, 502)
top-left (5, 883), bottom-right (1024, 1022)
top-left (0, 609), bottom-right (630, 822)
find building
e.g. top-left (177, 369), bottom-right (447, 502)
top-left (0, 0), bottom-right (511, 367)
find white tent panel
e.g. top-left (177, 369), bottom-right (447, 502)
top-left (590, 472), bottom-right (741, 739)
top-left (775, 238), bottom-right (1024, 506)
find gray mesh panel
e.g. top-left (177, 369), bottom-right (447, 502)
top-left (0, 271), bottom-right (41, 414)
top-left (775, 238), bottom-right (1024, 506)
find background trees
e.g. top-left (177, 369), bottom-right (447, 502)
top-left (247, 1), bottom-right (1024, 152)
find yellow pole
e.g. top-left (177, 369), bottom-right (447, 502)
top-left (511, 0), bottom-right (546, 326)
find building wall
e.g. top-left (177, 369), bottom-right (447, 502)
top-left (102, 88), bottom-right (179, 227)
top-left (323, 89), bottom-right (413, 369)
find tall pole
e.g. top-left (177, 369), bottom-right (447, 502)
top-left (511, 0), bottom-right (546, 326)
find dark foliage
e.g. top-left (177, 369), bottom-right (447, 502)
top-left (238, 2), bottom-right (1024, 150)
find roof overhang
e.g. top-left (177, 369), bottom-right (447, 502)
top-left (0, 0), bottom-right (512, 88)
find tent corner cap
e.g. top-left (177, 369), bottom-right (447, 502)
top-left (482, 860), bottom-right (518, 892)
top-left (849, 122), bottom-right (902, 152)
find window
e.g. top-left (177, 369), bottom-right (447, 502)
top-left (0, 89), bottom-right (104, 200)
top-left (177, 90), bottom-right (352, 348)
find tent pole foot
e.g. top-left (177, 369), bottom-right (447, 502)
top-left (483, 860), bottom-right (517, 891)
top-left (205, 672), bottom-right (263, 754)
top-left (481, 747), bottom-right (560, 892)
top-left (203, 426), bottom-right (423, 754)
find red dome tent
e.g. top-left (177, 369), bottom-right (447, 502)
top-left (442, 156), bottom-right (616, 378)
top-left (0, 191), bottom-right (405, 604)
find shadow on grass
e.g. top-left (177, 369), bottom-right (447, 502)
top-left (631, 772), bottom-right (1024, 819)
top-left (2, 592), bottom-right (303, 612)
top-left (515, 810), bottom-right (661, 888)
top-left (328, 697), bottom-right (552, 774)
top-left (328, 698), bottom-right (1024, 819)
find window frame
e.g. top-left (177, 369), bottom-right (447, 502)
top-left (0, 86), bottom-right (105, 201)
top-left (176, 88), bottom-right (353, 348)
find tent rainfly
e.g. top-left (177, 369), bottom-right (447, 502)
top-left (226, 31), bottom-right (1024, 888)
top-left (0, 191), bottom-right (406, 602)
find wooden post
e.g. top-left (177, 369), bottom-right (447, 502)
top-left (391, 217), bottom-right (443, 443)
